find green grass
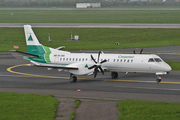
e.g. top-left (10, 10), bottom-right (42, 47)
top-left (117, 99), bottom-right (180, 120)
top-left (166, 61), bottom-right (180, 71)
top-left (0, 92), bottom-right (59, 120)
top-left (74, 99), bottom-right (81, 109)
top-left (0, 10), bottom-right (180, 23)
top-left (70, 99), bottom-right (81, 120)
top-left (1, 27), bottom-right (180, 52)
top-left (69, 111), bottom-right (76, 120)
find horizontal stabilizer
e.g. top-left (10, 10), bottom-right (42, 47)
top-left (10, 50), bottom-right (39, 57)
top-left (56, 46), bottom-right (65, 50)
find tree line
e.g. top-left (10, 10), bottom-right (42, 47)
top-left (0, 0), bottom-right (179, 7)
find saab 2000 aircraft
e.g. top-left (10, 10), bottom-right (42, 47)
top-left (13, 25), bottom-right (171, 83)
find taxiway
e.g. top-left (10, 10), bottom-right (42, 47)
top-left (0, 46), bottom-right (180, 102)
top-left (1, 23), bottom-right (180, 28)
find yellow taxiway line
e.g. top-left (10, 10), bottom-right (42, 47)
top-left (6, 64), bottom-right (180, 84)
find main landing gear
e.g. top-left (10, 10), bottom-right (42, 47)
top-left (70, 73), bottom-right (77, 82)
top-left (69, 72), bottom-right (161, 83)
top-left (156, 76), bottom-right (161, 83)
top-left (111, 71), bottom-right (118, 79)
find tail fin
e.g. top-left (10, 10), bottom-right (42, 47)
top-left (24, 25), bottom-right (45, 56)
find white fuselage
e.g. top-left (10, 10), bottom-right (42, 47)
top-left (33, 51), bottom-right (172, 76)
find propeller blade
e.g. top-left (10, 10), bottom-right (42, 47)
top-left (91, 55), bottom-right (97, 64)
top-left (100, 59), bottom-right (107, 64)
top-left (88, 65), bottom-right (96, 69)
top-left (94, 67), bottom-right (98, 78)
top-left (97, 51), bottom-right (101, 63)
top-left (133, 50), bottom-right (136, 54)
top-left (140, 48), bottom-right (143, 54)
top-left (98, 66), bottom-right (104, 75)
top-left (90, 51), bottom-right (106, 78)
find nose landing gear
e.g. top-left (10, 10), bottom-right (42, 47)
top-left (156, 76), bottom-right (161, 83)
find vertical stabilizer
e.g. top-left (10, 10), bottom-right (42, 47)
top-left (24, 25), bottom-right (41, 45)
top-left (24, 25), bottom-right (45, 55)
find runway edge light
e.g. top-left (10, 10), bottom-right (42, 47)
top-left (71, 31), bottom-right (74, 40)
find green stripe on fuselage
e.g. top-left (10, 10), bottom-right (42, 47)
top-left (43, 46), bottom-right (51, 63)
top-left (27, 45), bottom-right (45, 55)
top-left (27, 45), bottom-right (51, 63)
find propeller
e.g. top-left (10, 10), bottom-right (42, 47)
top-left (88, 51), bottom-right (107, 78)
top-left (133, 48), bottom-right (143, 54)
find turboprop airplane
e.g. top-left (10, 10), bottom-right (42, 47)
top-left (12, 25), bottom-right (171, 83)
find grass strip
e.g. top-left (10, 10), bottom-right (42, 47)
top-left (70, 99), bottom-right (81, 120)
top-left (74, 99), bottom-right (81, 109)
top-left (1, 27), bottom-right (180, 52)
top-left (166, 61), bottom-right (180, 71)
top-left (0, 92), bottom-right (59, 120)
top-left (0, 10), bottom-right (180, 23)
top-left (117, 99), bottom-right (180, 120)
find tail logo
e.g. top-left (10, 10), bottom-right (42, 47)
top-left (28, 35), bottom-right (33, 41)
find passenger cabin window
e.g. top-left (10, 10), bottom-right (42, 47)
top-left (154, 58), bottom-right (162, 62)
top-left (148, 58), bottom-right (155, 62)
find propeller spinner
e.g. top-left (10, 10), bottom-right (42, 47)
top-left (88, 51), bottom-right (107, 78)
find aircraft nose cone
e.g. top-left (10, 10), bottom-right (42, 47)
top-left (165, 64), bottom-right (172, 72)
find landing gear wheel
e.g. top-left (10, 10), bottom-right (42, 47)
top-left (70, 73), bottom-right (77, 82)
top-left (156, 79), bottom-right (161, 83)
top-left (111, 71), bottom-right (118, 79)
top-left (156, 76), bottom-right (161, 83)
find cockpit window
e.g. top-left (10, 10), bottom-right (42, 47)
top-left (154, 58), bottom-right (162, 62)
top-left (148, 58), bottom-right (155, 62)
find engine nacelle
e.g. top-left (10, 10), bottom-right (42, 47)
top-left (66, 61), bottom-right (94, 75)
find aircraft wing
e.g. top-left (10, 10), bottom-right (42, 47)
top-left (34, 64), bottom-right (78, 70)
top-left (30, 61), bottom-right (79, 70)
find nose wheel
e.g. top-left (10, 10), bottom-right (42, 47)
top-left (156, 76), bottom-right (161, 83)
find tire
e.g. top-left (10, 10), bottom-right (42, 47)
top-left (156, 79), bottom-right (161, 83)
top-left (111, 71), bottom-right (118, 79)
top-left (70, 74), bottom-right (77, 82)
